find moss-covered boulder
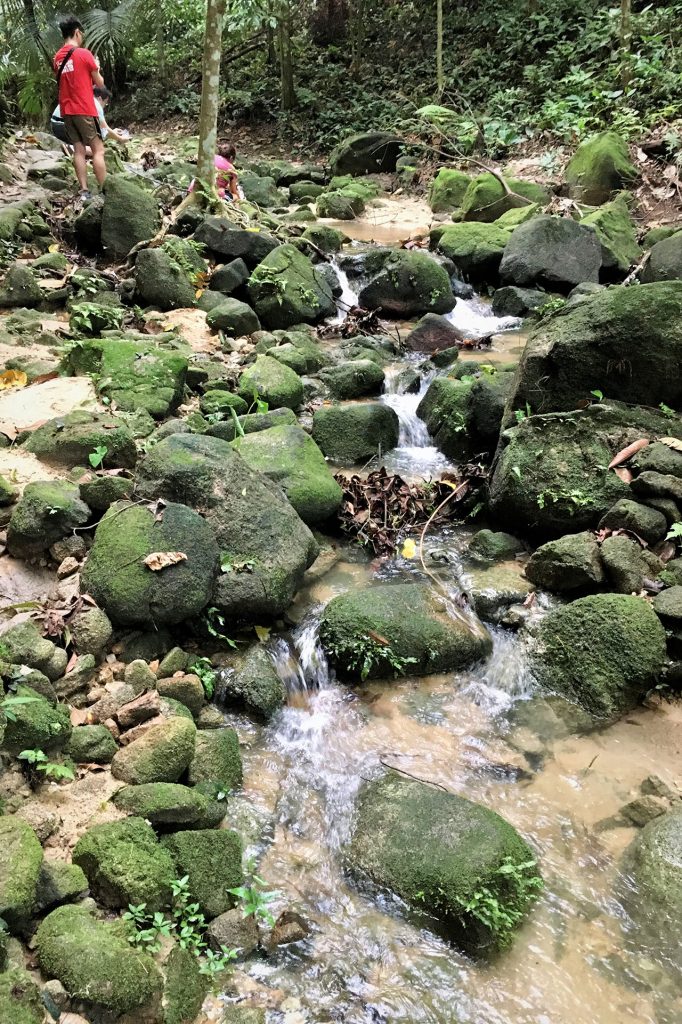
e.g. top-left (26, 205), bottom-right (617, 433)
top-left (525, 531), bottom-right (604, 592)
top-left (318, 359), bottom-right (385, 400)
top-left (358, 250), bottom-right (455, 317)
top-left (67, 723), bottom-right (117, 763)
top-left (23, 410), bottom-right (137, 469)
top-left (134, 247), bottom-right (197, 310)
top-left (0, 817), bottom-right (43, 932)
top-left (231, 424), bottom-right (342, 524)
top-left (211, 257), bottom-right (250, 294)
top-left (317, 189), bottom-right (364, 219)
top-left (320, 582), bottom-right (491, 680)
top-left (36, 904), bottom-right (163, 1016)
top-left (599, 498), bottom-right (668, 546)
top-left (348, 773), bottom-right (541, 951)
top-left (435, 222), bottom-right (510, 283)
top-left (289, 180), bottom-right (324, 202)
top-left (461, 174), bottom-right (548, 223)
top-left (135, 433), bottom-right (318, 622)
top-left (187, 727), bottom-right (242, 789)
top-left (193, 218), bottom-right (279, 268)
top-left (247, 244), bottom-right (335, 329)
top-left (641, 231), bottom-right (682, 284)
top-left (220, 645), bottom-right (286, 719)
top-left (330, 131), bottom-right (402, 176)
top-left (301, 225), bottom-right (347, 253)
top-left (0, 621), bottom-right (65, 679)
top-left (238, 354), bottom-right (304, 410)
top-left (489, 403), bottom-right (678, 537)
top-left (81, 499), bottom-right (218, 626)
top-left (600, 534), bottom-right (650, 594)
top-left (469, 529), bottom-right (524, 562)
top-left (0, 967), bottom-right (43, 1023)
top-left (161, 829), bottom-right (243, 919)
top-left (73, 817), bottom-right (175, 910)
top-left (80, 473), bottom-right (134, 512)
top-left (7, 480), bottom-right (89, 559)
top-left (111, 716), bottom-right (197, 784)
top-left (206, 297), bottom-right (261, 335)
top-left (200, 390), bottom-right (249, 417)
top-left (0, 263), bottom-right (42, 308)
top-left (499, 215), bottom-right (601, 291)
top-left (417, 371), bottom-right (514, 459)
top-left (504, 282), bottom-right (682, 415)
top-left (582, 196), bottom-right (640, 278)
top-left (101, 175), bottom-right (161, 258)
top-left (239, 172), bottom-right (284, 208)
top-left (565, 132), bottom-right (637, 205)
top-left (530, 594), bottom-right (666, 719)
top-left (157, 673), bottom-right (204, 717)
top-left (428, 167), bottom-right (471, 213)
top-left (312, 401), bottom-right (399, 464)
top-left (66, 337), bottom-right (188, 418)
top-left (113, 782), bottom-right (212, 829)
top-left (1, 684), bottom-right (71, 755)
top-left (34, 859), bottom-right (88, 914)
top-left (163, 943), bottom-right (208, 1024)
top-left (491, 285), bottom-right (547, 317)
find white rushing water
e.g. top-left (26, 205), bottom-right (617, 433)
top-left (328, 258), bottom-right (360, 324)
top-left (447, 294), bottom-right (521, 339)
top-left (380, 362), bottom-right (452, 478)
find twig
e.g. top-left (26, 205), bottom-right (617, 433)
top-left (380, 758), bottom-right (450, 792)
top-left (622, 250), bottom-right (651, 286)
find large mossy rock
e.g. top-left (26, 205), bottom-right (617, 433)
top-left (73, 817), bottom-right (175, 911)
top-left (101, 175), bottom-right (161, 258)
top-left (320, 582), bottom-right (491, 680)
top-left (113, 782), bottom-right (212, 828)
top-left (428, 167), bottom-right (471, 213)
top-left (0, 263), bottom-right (42, 307)
top-left (111, 716), bottom-right (197, 784)
top-left (1, 684), bottom-right (71, 755)
top-left (358, 250), bottom-right (455, 317)
top-left (565, 132), bottom-right (637, 205)
top-left (161, 829), bottom-right (243, 920)
top-left (641, 231), bottom-right (682, 283)
top-left (135, 434), bottom-right (318, 622)
top-left (24, 410), bottom-right (137, 469)
top-left (0, 817), bottom-right (43, 932)
top-left (67, 337), bottom-right (188, 418)
top-left (581, 196), bottom-right (640, 278)
top-left (312, 402), bottom-right (399, 464)
top-left (330, 131), bottom-right (402, 176)
top-left (461, 174), bottom-right (549, 223)
top-left (418, 370), bottom-right (515, 459)
top-left (621, 808), bottom-right (682, 975)
top-left (530, 594), bottom-right (666, 719)
top-left (206, 297), bottom-right (260, 335)
top-left (36, 905), bottom-right (163, 1016)
top-left (186, 727), bottom-right (242, 789)
top-left (134, 248), bottom-right (196, 310)
top-left (247, 244), bottom-right (335, 329)
top-left (319, 359), bottom-right (385, 399)
top-left (239, 171), bottom-right (284, 208)
top-left (504, 282), bottom-right (682, 415)
top-left (499, 215), bottom-right (602, 290)
top-left (221, 645), bottom-right (286, 719)
top-left (0, 967), bottom-right (43, 1023)
top-left (7, 480), bottom-right (89, 558)
top-left (232, 424), bottom-right (342, 524)
top-left (348, 773), bottom-right (541, 951)
top-left (238, 354), bottom-right (304, 410)
top-left (525, 531), bottom-right (604, 592)
top-left (82, 500), bottom-right (219, 626)
top-left (489, 403), bottom-right (679, 537)
top-left (193, 218), bottom-right (279, 268)
top-left (435, 223), bottom-right (510, 283)
top-left (317, 189), bottom-right (364, 220)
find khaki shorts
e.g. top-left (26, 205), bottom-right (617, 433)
top-left (64, 115), bottom-right (102, 146)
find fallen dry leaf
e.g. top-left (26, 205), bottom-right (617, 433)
top-left (143, 551), bottom-right (188, 571)
top-left (659, 436), bottom-right (682, 452)
top-left (608, 438), bottom-right (649, 469)
top-left (0, 369), bottom-right (27, 391)
top-left (614, 466), bottom-right (633, 483)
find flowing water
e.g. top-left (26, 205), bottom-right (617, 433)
top-left (210, 235), bottom-right (682, 1024)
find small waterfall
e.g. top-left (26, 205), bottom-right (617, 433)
top-left (380, 363), bottom-right (451, 476)
top-left (447, 295), bottom-right (520, 339)
top-left (269, 614), bottom-right (330, 697)
top-left (328, 257), bottom-right (359, 324)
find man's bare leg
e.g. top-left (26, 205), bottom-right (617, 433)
top-left (72, 141), bottom-right (88, 190)
top-left (90, 135), bottom-right (107, 187)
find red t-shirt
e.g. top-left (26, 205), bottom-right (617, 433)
top-left (53, 44), bottom-right (98, 116)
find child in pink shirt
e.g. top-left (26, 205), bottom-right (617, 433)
top-left (189, 141), bottom-right (239, 199)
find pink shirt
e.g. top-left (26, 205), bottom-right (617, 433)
top-left (189, 155), bottom-right (235, 198)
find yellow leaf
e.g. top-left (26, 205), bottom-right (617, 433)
top-left (0, 369), bottom-right (27, 390)
top-left (195, 289), bottom-right (204, 299)
top-left (143, 551), bottom-right (187, 571)
top-left (660, 436), bottom-right (682, 452)
top-left (48, 243), bottom-right (60, 253)
top-left (401, 538), bottom-right (416, 559)
top-left (254, 625), bottom-right (271, 642)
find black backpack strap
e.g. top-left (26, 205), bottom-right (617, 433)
top-left (56, 46), bottom-right (76, 84)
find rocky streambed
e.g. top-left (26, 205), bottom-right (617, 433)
top-left (0, 127), bottom-right (681, 1024)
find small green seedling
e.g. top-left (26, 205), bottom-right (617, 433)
top-left (88, 445), bottom-right (108, 469)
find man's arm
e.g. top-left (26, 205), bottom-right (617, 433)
top-left (91, 68), bottom-right (105, 89)
top-left (83, 48), bottom-right (105, 89)
top-left (102, 120), bottom-right (129, 143)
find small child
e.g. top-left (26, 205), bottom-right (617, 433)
top-left (189, 141), bottom-right (239, 200)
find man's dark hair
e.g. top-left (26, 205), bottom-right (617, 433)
top-left (58, 15), bottom-right (83, 39)
top-left (94, 86), bottom-right (111, 100)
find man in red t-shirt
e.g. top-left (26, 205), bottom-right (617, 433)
top-left (53, 15), bottom-right (107, 199)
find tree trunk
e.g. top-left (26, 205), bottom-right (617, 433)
top-left (620, 0), bottom-right (632, 91)
top-left (349, 0), bottom-right (366, 74)
top-left (156, 0), bottom-right (166, 83)
top-left (277, 2), bottom-right (296, 111)
top-left (196, 0), bottom-right (227, 192)
top-left (436, 0), bottom-right (444, 98)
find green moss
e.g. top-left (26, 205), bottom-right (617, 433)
top-left (187, 728), bottom-right (242, 789)
top-left (205, 298), bottom-right (261, 335)
top-left (1, 685), bottom-right (71, 756)
top-left (200, 390), bottom-right (249, 416)
top-left (111, 717), bottom-right (197, 784)
top-left (0, 816), bottom-right (43, 932)
top-left (231, 424), bottom-right (342, 524)
top-left (7, 481), bottom-right (89, 558)
top-left (80, 473), bottom-right (134, 512)
top-left (317, 190), bottom-right (364, 219)
top-left (416, 376), bottom-right (474, 459)
top-left (301, 225), bottom-right (347, 253)
top-left (222, 646), bottom-right (286, 719)
top-left (531, 593), bottom-right (666, 719)
top-left (582, 196), bottom-right (640, 275)
top-left (238, 354), bottom-right (304, 410)
top-left (67, 724), bottom-right (117, 763)
top-left (461, 174), bottom-right (549, 223)
top-left (34, 860), bottom-right (88, 914)
top-left (496, 203), bottom-right (541, 228)
top-left (435, 223), bottom-right (510, 283)
top-left (161, 829), bottom-right (243, 919)
top-left (247, 243), bottom-right (335, 329)
top-left (565, 131), bottom-right (637, 205)
top-left (311, 401), bottom-right (399, 464)
top-left (428, 167), bottom-right (471, 213)
top-left (163, 944), bottom-right (208, 1024)
top-left (0, 967), bottom-right (43, 1024)
top-left (101, 174), bottom-right (161, 258)
top-left (349, 773), bottom-right (541, 951)
top-left (23, 410), bottom-right (137, 469)
top-left (36, 904), bottom-right (163, 1015)
top-left (113, 783), bottom-right (211, 828)
top-left (73, 817), bottom-right (175, 910)
top-left (358, 250), bottom-right (455, 317)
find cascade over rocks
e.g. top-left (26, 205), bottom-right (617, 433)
top-left (135, 433), bottom-right (318, 621)
top-left (499, 215), bottom-right (602, 290)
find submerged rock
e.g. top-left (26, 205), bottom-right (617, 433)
top-left (530, 594), bottom-right (666, 719)
top-left (348, 772), bottom-right (541, 951)
top-left (320, 582), bottom-right (491, 680)
top-left (312, 401), bottom-right (399, 464)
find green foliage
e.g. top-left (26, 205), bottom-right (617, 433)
top-left (88, 444), bottom-right (108, 469)
top-left (666, 522), bottom-right (682, 542)
top-left (189, 656), bottom-right (217, 699)
top-left (323, 633), bottom-right (418, 682)
top-left (537, 487), bottom-right (594, 513)
top-left (227, 856), bottom-right (278, 928)
top-left (123, 875), bottom-right (238, 976)
top-left (70, 302), bottom-right (125, 337)
top-left (201, 606), bottom-right (237, 648)
top-left (459, 857), bottom-right (543, 948)
top-left (0, 693), bottom-right (40, 722)
top-left (18, 748), bottom-right (75, 782)
top-left (534, 297), bottom-right (566, 321)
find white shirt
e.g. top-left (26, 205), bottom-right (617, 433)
top-left (52, 98), bottom-right (108, 139)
